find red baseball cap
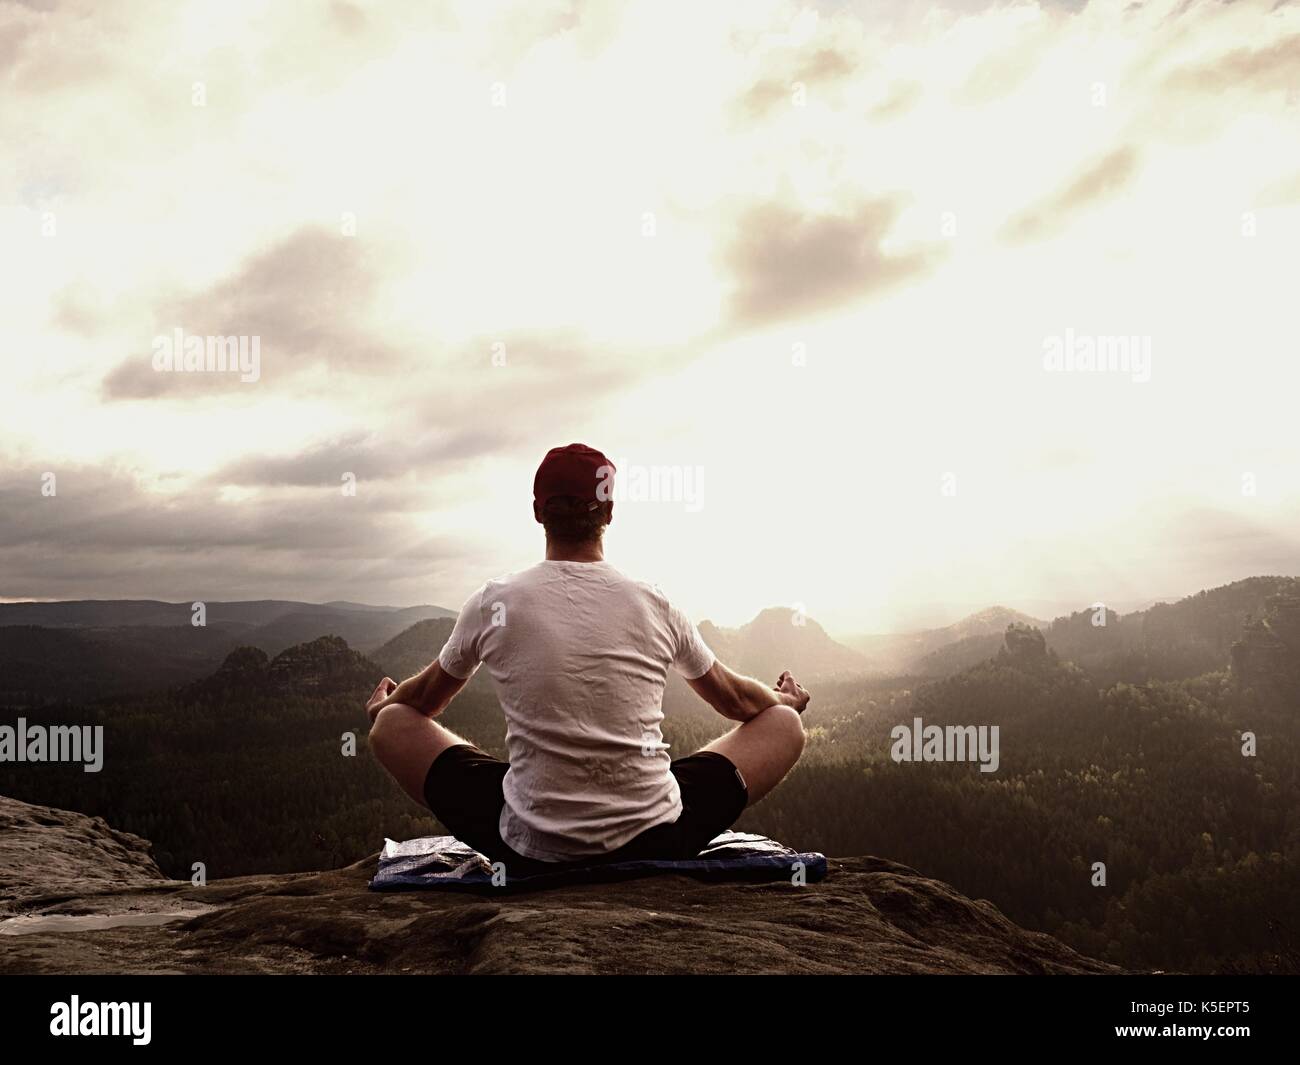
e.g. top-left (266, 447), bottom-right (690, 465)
top-left (534, 443), bottom-right (615, 507)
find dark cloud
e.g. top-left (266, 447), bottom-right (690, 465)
top-left (722, 199), bottom-right (941, 329)
top-left (0, 466), bottom-right (408, 553)
top-left (0, 462), bottom-right (479, 603)
top-left (101, 227), bottom-right (400, 400)
top-left (1002, 145), bottom-right (1139, 243)
top-left (22, 319), bottom-right (660, 602)
top-left (212, 428), bottom-right (512, 487)
top-left (199, 323), bottom-right (650, 496)
top-left (0, 319), bottom-right (665, 601)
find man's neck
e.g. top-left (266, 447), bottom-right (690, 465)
top-left (545, 539), bottom-right (605, 563)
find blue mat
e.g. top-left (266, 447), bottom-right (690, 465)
top-left (369, 830), bottom-right (828, 892)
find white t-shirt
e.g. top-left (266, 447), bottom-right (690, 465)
top-left (437, 560), bottom-right (717, 862)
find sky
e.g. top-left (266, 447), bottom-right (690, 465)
top-left (2, 0), bottom-right (1298, 634)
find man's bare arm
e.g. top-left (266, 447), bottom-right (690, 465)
top-left (366, 660), bottom-right (469, 722)
top-left (685, 662), bottom-right (810, 722)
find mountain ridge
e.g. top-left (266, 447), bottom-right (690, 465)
top-left (0, 598), bottom-right (454, 629)
top-left (4, 576), bottom-right (1297, 705)
top-left (698, 606), bottom-right (869, 680)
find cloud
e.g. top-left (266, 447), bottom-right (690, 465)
top-left (869, 79), bottom-right (922, 121)
top-left (1002, 146), bottom-right (1140, 243)
top-left (328, 1), bottom-right (367, 36)
top-left (211, 428), bottom-right (511, 488)
top-left (100, 227), bottom-right (399, 399)
top-left (739, 44), bottom-right (859, 119)
top-left (1, 0), bottom-right (121, 95)
top-left (722, 199), bottom-right (941, 329)
top-left (1156, 505), bottom-right (1300, 579)
top-left (0, 6), bottom-right (37, 70)
top-left (956, 42), bottom-right (1043, 106)
top-left (1257, 170), bottom-right (1300, 207)
top-left (0, 461), bottom-right (478, 602)
top-left (3, 0), bottom-right (1298, 622)
top-left (199, 328), bottom-right (646, 487)
top-left (50, 281), bottom-right (108, 337)
top-left (1162, 32), bottom-right (1300, 96)
top-left (0, 464), bottom-right (402, 552)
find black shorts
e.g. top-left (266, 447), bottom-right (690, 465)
top-left (423, 745), bottom-right (749, 880)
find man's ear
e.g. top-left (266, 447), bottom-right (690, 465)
top-left (533, 500), bottom-right (543, 524)
top-left (602, 500), bottom-right (614, 526)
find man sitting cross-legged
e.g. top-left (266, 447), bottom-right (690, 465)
top-left (367, 443), bottom-right (809, 880)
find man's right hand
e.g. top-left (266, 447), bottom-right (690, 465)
top-left (366, 677), bottom-right (398, 723)
top-left (775, 670), bottom-right (811, 714)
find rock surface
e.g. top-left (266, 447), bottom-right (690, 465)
top-left (0, 793), bottom-right (164, 904)
top-left (0, 795), bottom-right (1119, 975)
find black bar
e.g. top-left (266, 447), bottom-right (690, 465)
top-left (0, 974), bottom-right (1289, 1052)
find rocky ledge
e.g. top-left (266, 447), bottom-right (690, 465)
top-left (0, 795), bottom-right (1119, 975)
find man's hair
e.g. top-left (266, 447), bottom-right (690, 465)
top-left (540, 495), bottom-right (609, 545)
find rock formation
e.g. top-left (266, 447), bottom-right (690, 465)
top-left (1231, 592), bottom-right (1300, 704)
top-left (0, 794), bottom-right (1120, 975)
top-left (183, 636), bottom-right (382, 701)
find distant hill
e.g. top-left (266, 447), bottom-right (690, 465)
top-left (240, 606), bottom-right (454, 657)
top-left (841, 580), bottom-right (1300, 682)
top-left (1044, 575), bottom-right (1300, 686)
top-left (0, 598), bottom-right (453, 647)
top-left (183, 636), bottom-right (383, 702)
top-left (372, 618), bottom-right (455, 679)
top-left (846, 606), bottom-right (1046, 675)
top-left (0, 598), bottom-right (301, 629)
top-left (0, 624), bottom-right (244, 706)
top-left (0, 599), bottom-right (456, 703)
top-left (373, 608), bottom-right (870, 688)
top-left (910, 632), bottom-right (1007, 677)
top-left (698, 607), bottom-right (870, 682)
top-left (6, 579), bottom-right (1296, 703)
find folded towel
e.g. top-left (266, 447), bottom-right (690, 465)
top-left (369, 830), bottom-right (828, 892)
